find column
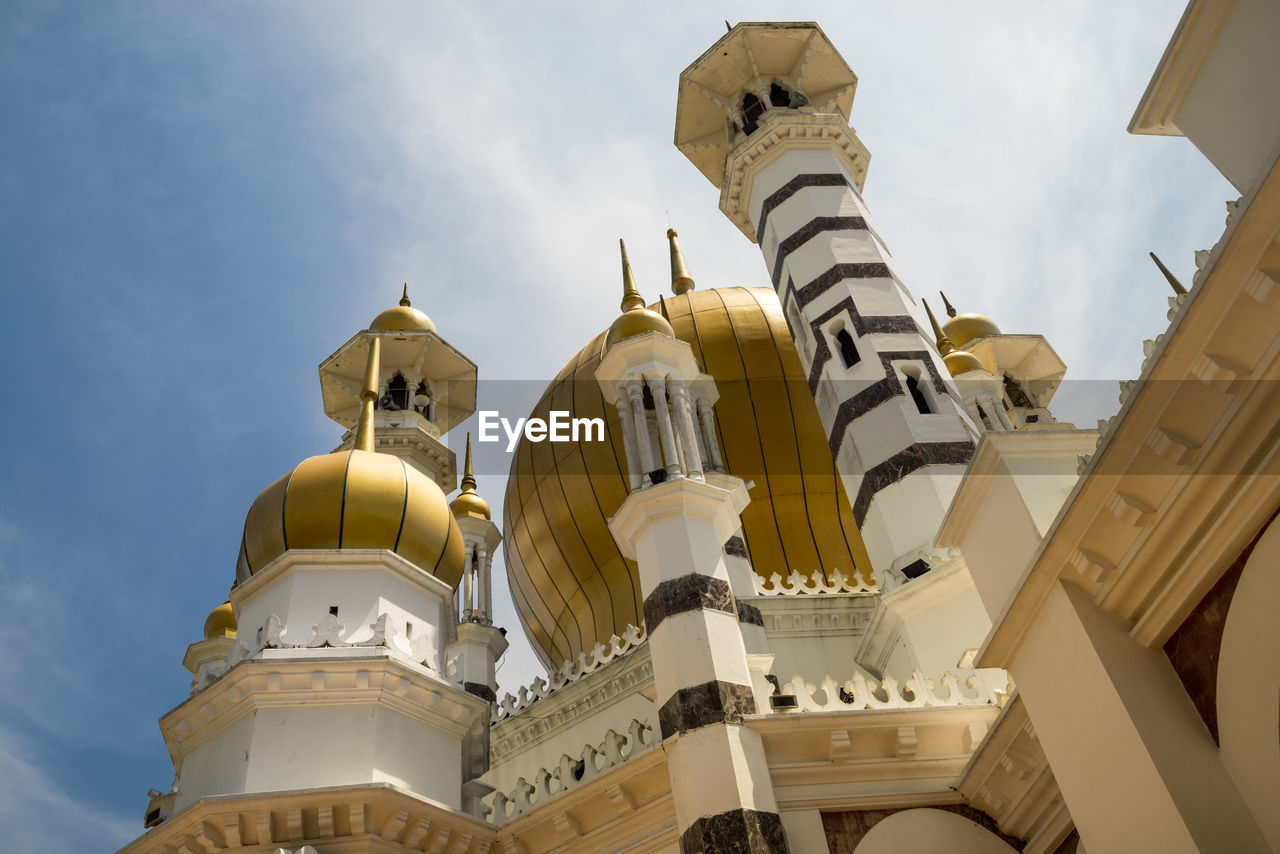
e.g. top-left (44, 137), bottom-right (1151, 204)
top-left (1011, 581), bottom-right (1267, 853)
top-left (670, 380), bottom-right (705, 478)
top-left (615, 392), bottom-right (642, 491)
top-left (697, 398), bottom-right (724, 472)
top-left (627, 380), bottom-right (655, 479)
top-left (475, 545), bottom-right (489, 624)
top-left (461, 542), bottom-right (475, 621)
top-left (610, 476), bottom-right (787, 853)
top-left (648, 375), bottom-right (683, 478)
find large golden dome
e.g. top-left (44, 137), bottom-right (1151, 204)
top-left (503, 286), bottom-right (872, 667)
top-left (236, 449), bottom-right (465, 587)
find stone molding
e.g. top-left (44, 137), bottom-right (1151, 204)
top-left (116, 782), bottom-right (496, 854)
top-left (720, 111), bottom-right (871, 240)
top-left (161, 654), bottom-right (487, 758)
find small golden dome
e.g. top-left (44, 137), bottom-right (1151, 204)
top-left (605, 307), bottom-right (674, 349)
top-left (451, 433), bottom-right (491, 520)
top-left (944, 350), bottom-right (985, 376)
top-left (203, 601), bottom-right (236, 639)
top-left (941, 313), bottom-right (1000, 348)
top-left (236, 449), bottom-right (465, 587)
top-left (369, 285), bottom-right (436, 333)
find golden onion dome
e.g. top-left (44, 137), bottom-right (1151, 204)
top-left (938, 290), bottom-right (999, 348)
top-left (605, 307), bottom-right (674, 349)
top-left (369, 285), bottom-right (436, 333)
top-left (236, 449), bottom-right (465, 588)
top-left (203, 601), bottom-right (236, 639)
top-left (504, 286), bottom-right (873, 668)
top-left (941, 313), bottom-right (1000, 348)
top-left (943, 350), bottom-right (985, 376)
top-left (451, 433), bottom-right (491, 520)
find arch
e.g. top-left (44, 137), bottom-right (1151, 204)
top-left (902, 366), bottom-right (931, 414)
top-left (854, 809), bottom-right (1019, 854)
top-left (834, 325), bottom-right (860, 368)
top-left (1218, 513), bottom-right (1280, 848)
top-left (386, 371), bottom-right (409, 410)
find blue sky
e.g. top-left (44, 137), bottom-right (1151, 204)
top-left (0, 1), bottom-right (1232, 849)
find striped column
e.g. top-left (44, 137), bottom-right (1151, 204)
top-left (609, 476), bottom-right (787, 853)
top-left (737, 143), bottom-right (976, 584)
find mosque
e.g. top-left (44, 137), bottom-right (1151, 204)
top-left (119, 5), bottom-right (1280, 853)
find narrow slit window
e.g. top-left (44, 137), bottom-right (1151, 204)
top-left (906, 373), bottom-right (931, 414)
top-left (976, 403), bottom-right (992, 430)
top-left (329, 605), bottom-right (339, 616)
top-left (835, 327), bottom-right (860, 368)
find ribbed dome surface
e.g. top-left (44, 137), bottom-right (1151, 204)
top-left (503, 286), bottom-right (872, 667)
top-left (237, 449), bottom-right (464, 587)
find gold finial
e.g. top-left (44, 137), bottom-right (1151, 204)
top-left (460, 432), bottom-right (477, 493)
top-left (659, 294), bottom-right (671, 321)
top-left (1149, 252), bottom-right (1188, 296)
top-left (354, 336), bottom-right (382, 452)
top-left (619, 239), bottom-right (645, 312)
top-left (940, 291), bottom-right (958, 318)
top-left (667, 228), bottom-right (695, 295)
top-left (399, 283), bottom-right (411, 307)
top-left (725, 19), bottom-right (732, 31)
top-left (922, 299), bottom-right (954, 355)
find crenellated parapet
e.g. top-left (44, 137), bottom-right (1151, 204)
top-left (493, 623), bottom-right (647, 723)
top-left (751, 566), bottom-right (876, 596)
top-left (776, 668), bottom-right (1009, 714)
top-left (485, 719), bottom-right (655, 825)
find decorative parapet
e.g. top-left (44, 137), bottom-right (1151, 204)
top-left (777, 669), bottom-right (1008, 713)
top-left (493, 624), bottom-right (647, 723)
top-left (751, 567), bottom-right (877, 596)
top-left (484, 719), bottom-right (654, 825)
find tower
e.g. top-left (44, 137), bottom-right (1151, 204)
top-left (675, 23), bottom-right (989, 678)
top-left (598, 242), bottom-right (787, 852)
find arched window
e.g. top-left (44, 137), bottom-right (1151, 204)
top-left (905, 372), bottom-right (931, 415)
top-left (386, 372), bottom-right (409, 411)
top-left (741, 92), bottom-right (765, 135)
top-left (976, 402), bottom-right (992, 430)
top-left (1003, 374), bottom-right (1033, 409)
top-left (835, 327), bottom-right (860, 368)
top-left (769, 82), bottom-right (791, 108)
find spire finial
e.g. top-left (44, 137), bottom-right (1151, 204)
top-left (619, 239), bottom-right (645, 312)
top-left (940, 291), bottom-right (958, 318)
top-left (460, 432), bottom-right (477, 493)
top-left (922, 299), bottom-right (954, 355)
top-left (353, 336), bottom-right (382, 452)
top-left (667, 228), bottom-right (696, 295)
top-left (400, 283), bottom-right (411, 307)
top-left (659, 294), bottom-right (671, 321)
top-left (1149, 252), bottom-right (1188, 296)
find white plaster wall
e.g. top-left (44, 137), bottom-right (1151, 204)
top-left (237, 559), bottom-right (448, 667)
top-left (650, 610), bottom-right (751, 701)
top-left (666, 724), bottom-right (778, 831)
top-left (859, 470), bottom-right (966, 571)
top-left (242, 704), bottom-right (462, 809)
top-left (854, 809), bottom-right (1017, 854)
top-left (1217, 515), bottom-right (1280, 849)
top-left (780, 808), bottom-right (830, 853)
top-left (1174, 0), bottom-right (1280, 193)
top-left (748, 148), bottom-right (856, 223)
top-left (174, 712), bottom-right (255, 810)
top-left (901, 582), bottom-right (990, 678)
top-left (759, 596), bottom-right (875, 685)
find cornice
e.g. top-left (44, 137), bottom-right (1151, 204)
top-left (1129, 0), bottom-right (1234, 135)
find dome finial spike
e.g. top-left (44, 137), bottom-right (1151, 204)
top-left (461, 432), bottom-right (477, 493)
top-left (940, 291), bottom-right (958, 318)
top-left (667, 228), bottom-right (695, 295)
top-left (922, 299), bottom-right (954, 355)
top-left (1149, 251), bottom-right (1188, 296)
top-left (619, 239), bottom-right (645, 312)
top-left (354, 336), bottom-right (382, 453)
top-left (400, 283), bottom-right (411, 307)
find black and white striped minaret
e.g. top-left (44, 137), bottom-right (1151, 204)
top-left (599, 244), bottom-right (788, 853)
top-left (675, 23), bottom-right (978, 589)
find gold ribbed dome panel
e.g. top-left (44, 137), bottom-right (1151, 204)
top-left (237, 449), bottom-right (464, 588)
top-left (503, 286), bottom-right (872, 667)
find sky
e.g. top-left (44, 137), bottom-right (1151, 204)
top-left (0, 1), bottom-right (1234, 849)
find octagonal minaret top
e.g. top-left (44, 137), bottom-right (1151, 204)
top-left (675, 22), bottom-right (871, 240)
